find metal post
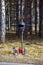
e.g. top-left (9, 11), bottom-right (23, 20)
top-left (21, 30), bottom-right (24, 48)
top-left (1, 0), bottom-right (6, 43)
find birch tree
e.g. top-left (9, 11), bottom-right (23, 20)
top-left (1, 0), bottom-right (6, 43)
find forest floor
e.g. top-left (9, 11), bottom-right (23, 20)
top-left (0, 39), bottom-right (43, 64)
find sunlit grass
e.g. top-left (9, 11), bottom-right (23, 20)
top-left (0, 40), bottom-right (43, 62)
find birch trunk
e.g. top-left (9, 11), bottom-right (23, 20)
top-left (1, 0), bottom-right (6, 43)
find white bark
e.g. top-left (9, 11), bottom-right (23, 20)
top-left (37, 0), bottom-right (39, 31)
top-left (1, 0), bottom-right (6, 43)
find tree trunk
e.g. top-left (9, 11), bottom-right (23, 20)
top-left (1, 0), bottom-right (6, 43)
top-left (29, 0), bottom-right (32, 43)
top-left (35, 0), bottom-right (37, 36)
top-left (0, 0), bottom-right (2, 42)
top-left (39, 0), bottom-right (42, 37)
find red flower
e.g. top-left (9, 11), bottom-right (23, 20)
top-left (18, 48), bottom-right (23, 53)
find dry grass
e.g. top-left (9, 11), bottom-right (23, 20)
top-left (0, 41), bottom-right (43, 64)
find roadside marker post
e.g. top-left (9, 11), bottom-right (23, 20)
top-left (18, 19), bottom-right (25, 49)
